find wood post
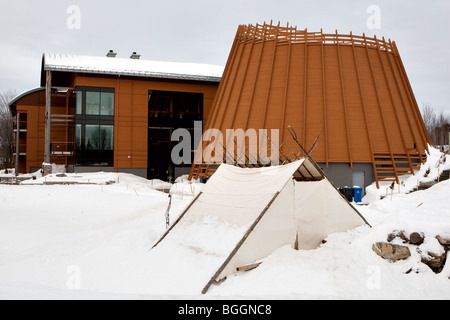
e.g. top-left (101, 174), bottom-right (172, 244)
top-left (15, 113), bottom-right (20, 176)
top-left (44, 70), bottom-right (52, 164)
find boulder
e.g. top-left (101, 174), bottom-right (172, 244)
top-left (421, 251), bottom-right (447, 273)
top-left (373, 242), bottom-right (411, 261)
top-left (409, 232), bottom-right (425, 245)
top-left (387, 230), bottom-right (408, 244)
top-left (436, 235), bottom-right (450, 246)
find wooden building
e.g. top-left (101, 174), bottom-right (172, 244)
top-left (9, 23), bottom-right (431, 190)
top-left (9, 52), bottom-right (222, 180)
top-left (189, 23), bottom-right (431, 189)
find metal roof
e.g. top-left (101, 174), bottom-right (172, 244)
top-left (42, 53), bottom-right (224, 82)
top-left (8, 87), bottom-right (44, 108)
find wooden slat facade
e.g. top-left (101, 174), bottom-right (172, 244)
top-left (11, 75), bottom-right (219, 175)
top-left (191, 23), bottom-right (431, 187)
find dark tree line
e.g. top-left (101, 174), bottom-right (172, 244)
top-left (421, 104), bottom-right (449, 147)
top-left (0, 90), bottom-right (16, 169)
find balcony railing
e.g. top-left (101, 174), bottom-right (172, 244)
top-left (51, 142), bottom-right (75, 156)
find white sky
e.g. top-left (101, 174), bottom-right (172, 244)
top-left (0, 0), bottom-right (449, 116)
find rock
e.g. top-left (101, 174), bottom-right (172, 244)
top-left (436, 235), bottom-right (450, 246)
top-left (409, 232), bottom-right (424, 245)
top-left (373, 242), bottom-right (411, 261)
top-left (387, 230), bottom-right (409, 244)
top-left (387, 233), bottom-right (396, 242)
top-left (421, 251), bottom-right (447, 273)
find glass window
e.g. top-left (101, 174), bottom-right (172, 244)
top-left (75, 87), bottom-right (115, 167)
top-left (76, 124), bottom-right (82, 150)
top-left (100, 92), bottom-right (114, 116)
top-left (100, 125), bottom-right (114, 150)
top-left (76, 91), bottom-right (83, 114)
top-left (85, 125), bottom-right (99, 150)
top-left (86, 91), bottom-right (100, 115)
top-left (84, 125), bottom-right (114, 151)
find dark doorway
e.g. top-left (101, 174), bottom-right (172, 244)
top-left (148, 90), bottom-right (203, 181)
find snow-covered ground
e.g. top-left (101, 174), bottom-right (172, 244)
top-left (0, 147), bottom-right (449, 299)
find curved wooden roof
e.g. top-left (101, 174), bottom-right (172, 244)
top-left (191, 23), bottom-right (430, 186)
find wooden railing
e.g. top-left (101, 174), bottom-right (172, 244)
top-left (51, 142), bottom-right (75, 156)
top-left (237, 22), bottom-right (395, 53)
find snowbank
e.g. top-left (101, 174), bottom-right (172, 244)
top-left (364, 146), bottom-right (450, 203)
top-left (0, 166), bottom-right (449, 299)
top-left (168, 175), bottom-right (203, 198)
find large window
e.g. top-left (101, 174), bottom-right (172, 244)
top-left (148, 91), bottom-right (203, 180)
top-left (75, 87), bottom-right (114, 166)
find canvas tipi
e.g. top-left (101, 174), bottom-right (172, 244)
top-left (152, 157), bottom-right (369, 294)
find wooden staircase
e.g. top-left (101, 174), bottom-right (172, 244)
top-left (373, 151), bottom-right (426, 188)
top-left (188, 163), bottom-right (219, 180)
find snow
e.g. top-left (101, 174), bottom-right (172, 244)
top-left (364, 145), bottom-right (450, 202)
top-left (44, 53), bottom-right (224, 82)
top-left (0, 148), bottom-right (449, 299)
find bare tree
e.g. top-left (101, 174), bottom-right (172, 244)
top-left (0, 90), bottom-right (17, 169)
top-left (435, 110), bottom-right (449, 146)
top-left (421, 103), bottom-right (450, 147)
top-left (422, 104), bottom-right (435, 139)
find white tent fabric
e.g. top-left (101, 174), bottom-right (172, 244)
top-left (294, 180), bottom-right (366, 250)
top-left (151, 158), bottom-right (368, 294)
top-left (202, 160), bottom-right (303, 196)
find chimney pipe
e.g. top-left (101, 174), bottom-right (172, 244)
top-left (130, 52), bottom-right (141, 60)
top-left (107, 50), bottom-right (117, 58)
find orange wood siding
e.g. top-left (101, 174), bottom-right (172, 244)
top-left (14, 75), bottom-right (218, 173)
top-left (74, 76), bottom-right (218, 170)
top-left (15, 91), bottom-right (69, 173)
top-left (201, 23), bottom-right (431, 166)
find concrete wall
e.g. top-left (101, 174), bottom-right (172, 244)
top-left (318, 162), bottom-right (374, 193)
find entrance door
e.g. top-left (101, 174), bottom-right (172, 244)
top-left (147, 90), bottom-right (203, 181)
top-left (148, 128), bottom-right (174, 181)
top-left (352, 171), bottom-right (365, 195)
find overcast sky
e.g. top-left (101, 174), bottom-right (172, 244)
top-left (1, 0), bottom-right (449, 115)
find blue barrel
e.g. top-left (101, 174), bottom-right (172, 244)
top-left (353, 187), bottom-right (363, 203)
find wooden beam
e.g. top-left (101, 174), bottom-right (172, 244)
top-left (302, 28), bottom-right (308, 149)
top-left (280, 24), bottom-right (293, 144)
top-left (212, 28), bottom-right (247, 135)
top-left (261, 21), bottom-right (281, 129)
top-left (244, 23), bottom-right (267, 130)
top-left (350, 32), bottom-right (377, 188)
top-left (335, 30), bottom-right (353, 168)
top-left (15, 113), bottom-right (20, 176)
top-left (236, 262), bottom-right (262, 272)
top-left (151, 192), bottom-right (203, 249)
top-left (362, 34), bottom-right (399, 184)
top-left (385, 38), bottom-right (422, 158)
top-left (202, 190), bottom-right (283, 294)
top-left (390, 41), bottom-right (430, 161)
top-left (373, 36), bottom-right (414, 174)
top-left (228, 23), bottom-right (258, 130)
top-left (44, 70), bottom-right (52, 164)
top-left (320, 29), bottom-right (329, 167)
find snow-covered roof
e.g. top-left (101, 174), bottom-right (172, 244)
top-left (42, 53), bottom-right (224, 82)
top-left (8, 87), bottom-right (44, 108)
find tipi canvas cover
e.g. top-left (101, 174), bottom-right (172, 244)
top-left (151, 158), bottom-right (368, 294)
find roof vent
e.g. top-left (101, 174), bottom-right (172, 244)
top-left (130, 52), bottom-right (141, 60)
top-left (107, 50), bottom-right (117, 58)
